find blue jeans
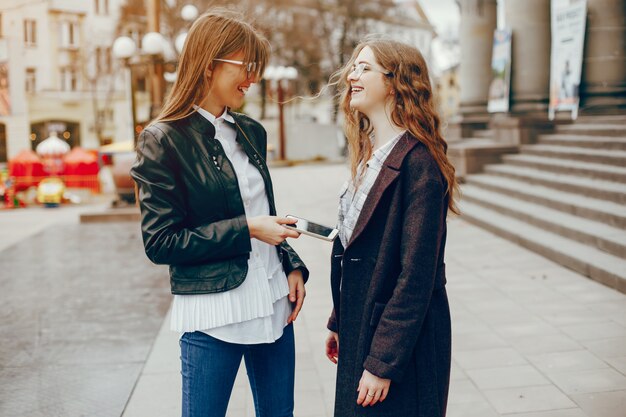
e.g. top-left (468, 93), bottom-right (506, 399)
top-left (180, 324), bottom-right (295, 417)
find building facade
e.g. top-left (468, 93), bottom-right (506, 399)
top-left (0, 0), bottom-right (140, 163)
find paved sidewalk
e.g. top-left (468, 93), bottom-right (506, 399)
top-left (123, 164), bottom-right (626, 417)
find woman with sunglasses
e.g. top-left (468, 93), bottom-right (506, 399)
top-left (325, 36), bottom-right (458, 417)
top-left (131, 10), bottom-right (308, 417)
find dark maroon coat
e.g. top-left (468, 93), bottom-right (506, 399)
top-left (327, 133), bottom-right (451, 417)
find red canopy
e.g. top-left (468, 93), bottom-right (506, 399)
top-left (62, 147), bottom-right (100, 192)
top-left (8, 149), bottom-right (46, 191)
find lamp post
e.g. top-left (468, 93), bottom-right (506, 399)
top-left (112, 36), bottom-right (138, 146)
top-left (112, 4), bottom-right (198, 144)
top-left (264, 65), bottom-right (298, 161)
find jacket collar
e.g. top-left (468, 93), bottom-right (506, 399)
top-left (346, 131), bottom-right (419, 248)
top-left (187, 110), bottom-right (216, 137)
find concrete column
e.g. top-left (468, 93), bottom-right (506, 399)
top-left (505, 0), bottom-right (551, 114)
top-left (580, 0), bottom-right (626, 111)
top-left (458, 0), bottom-right (498, 115)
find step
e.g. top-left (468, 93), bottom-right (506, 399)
top-left (556, 124), bottom-right (626, 137)
top-left (483, 165), bottom-right (626, 204)
top-left (461, 185), bottom-right (626, 258)
top-left (502, 154), bottom-right (626, 182)
top-left (521, 144), bottom-right (626, 167)
top-left (460, 201), bottom-right (626, 293)
top-left (465, 174), bottom-right (626, 228)
top-left (537, 134), bottom-right (626, 150)
top-left (474, 130), bottom-right (494, 139)
top-left (577, 115), bottom-right (626, 125)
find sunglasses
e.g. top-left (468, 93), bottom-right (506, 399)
top-left (214, 59), bottom-right (258, 78)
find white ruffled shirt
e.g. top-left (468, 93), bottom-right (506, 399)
top-left (170, 106), bottom-right (292, 344)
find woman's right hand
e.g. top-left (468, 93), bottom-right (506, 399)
top-left (247, 216), bottom-right (300, 245)
top-left (325, 331), bottom-right (339, 364)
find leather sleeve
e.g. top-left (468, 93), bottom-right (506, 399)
top-left (279, 240), bottom-right (309, 283)
top-left (131, 127), bottom-right (252, 266)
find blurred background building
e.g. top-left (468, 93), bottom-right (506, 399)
top-left (448, 0), bottom-right (625, 293)
top-left (0, 0), bottom-right (150, 161)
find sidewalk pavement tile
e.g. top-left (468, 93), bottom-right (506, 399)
top-left (492, 320), bottom-right (561, 339)
top-left (545, 368), bottom-right (626, 395)
top-left (502, 410), bottom-right (588, 417)
top-left (454, 347), bottom-right (528, 370)
top-left (466, 365), bottom-right (550, 390)
top-left (507, 334), bottom-right (582, 355)
top-left (570, 390), bottom-right (626, 417)
top-left (483, 385), bottom-right (577, 414)
top-left (446, 400), bottom-right (499, 417)
top-left (560, 322), bottom-right (626, 341)
top-left (527, 350), bottom-right (610, 373)
top-left (452, 331), bottom-right (509, 352)
top-left (605, 356), bottom-right (626, 374)
top-left (538, 307), bottom-right (612, 326)
top-left (581, 337), bottom-right (626, 359)
top-left (447, 379), bottom-right (485, 405)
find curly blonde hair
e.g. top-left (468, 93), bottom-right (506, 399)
top-left (337, 36), bottom-right (459, 214)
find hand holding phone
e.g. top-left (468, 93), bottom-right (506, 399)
top-left (284, 215), bottom-right (339, 242)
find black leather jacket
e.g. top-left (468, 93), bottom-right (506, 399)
top-left (130, 110), bottom-right (308, 295)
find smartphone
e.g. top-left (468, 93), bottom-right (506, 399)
top-left (284, 215), bottom-right (339, 242)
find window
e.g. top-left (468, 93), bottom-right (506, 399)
top-left (95, 47), bottom-right (112, 74)
top-left (60, 21), bottom-right (79, 48)
top-left (95, 0), bottom-right (109, 15)
top-left (25, 68), bottom-right (36, 93)
top-left (24, 19), bottom-right (36, 46)
top-left (60, 67), bottom-right (79, 91)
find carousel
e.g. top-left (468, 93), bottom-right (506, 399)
top-left (3, 132), bottom-right (101, 208)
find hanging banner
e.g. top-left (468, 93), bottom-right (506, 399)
top-left (0, 39), bottom-right (10, 116)
top-left (488, 29), bottom-right (512, 113)
top-left (549, 0), bottom-right (587, 120)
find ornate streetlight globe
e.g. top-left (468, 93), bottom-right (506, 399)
top-left (263, 66), bottom-right (276, 81)
top-left (142, 32), bottom-right (166, 55)
top-left (181, 4), bottom-right (199, 22)
top-left (112, 36), bottom-right (136, 60)
top-left (175, 32), bottom-right (187, 54)
top-left (284, 66), bottom-right (298, 80)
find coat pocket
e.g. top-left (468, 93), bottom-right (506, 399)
top-left (370, 302), bottom-right (386, 327)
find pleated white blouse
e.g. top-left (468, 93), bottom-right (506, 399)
top-left (170, 106), bottom-right (291, 344)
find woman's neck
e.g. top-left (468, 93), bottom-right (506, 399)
top-left (369, 106), bottom-right (405, 150)
top-left (198, 96), bottom-right (226, 118)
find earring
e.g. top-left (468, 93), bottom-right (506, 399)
top-left (389, 90), bottom-right (395, 95)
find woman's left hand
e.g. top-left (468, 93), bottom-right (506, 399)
top-left (357, 369), bottom-right (391, 407)
top-left (287, 269), bottom-right (306, 323)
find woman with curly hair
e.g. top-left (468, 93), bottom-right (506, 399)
top-left (325, 37), bottom-right (458, 417)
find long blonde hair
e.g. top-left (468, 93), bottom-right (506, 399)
top-left (155, 9), bottom-right (270, 124)
top-left (338, 37), bottom-right (459, 214)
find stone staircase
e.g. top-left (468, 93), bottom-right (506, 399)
top-left (460, 117), bottom-right (626, 293)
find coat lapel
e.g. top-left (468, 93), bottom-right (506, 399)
top-left (346, 132), bottom-right (418, 248)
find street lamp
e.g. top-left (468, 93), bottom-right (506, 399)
top-left (112, 3), bottom-right (198, 143)
top-left (141, 31), bottom-right (166, 118)
top-left (264, 65), bottom-right (298, 161)
top-left (112, 36), bottom-right (138, 145)
top-left (181, 4), bottom-right (199, 22)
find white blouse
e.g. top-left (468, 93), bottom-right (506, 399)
top-left (170, 106), bottom-right (291, 344)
